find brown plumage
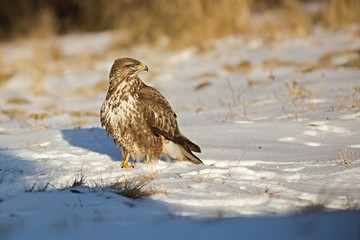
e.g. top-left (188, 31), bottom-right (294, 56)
top-left (100, 57), bottom-right (203, 168)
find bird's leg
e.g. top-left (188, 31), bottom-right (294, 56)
top-left (146, 153), bottom-right (151, 164)
top-left (122, 153), bottom-right (133, 169)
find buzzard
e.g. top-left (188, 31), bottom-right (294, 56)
top-left (100, 57), bottom-right (203, 168)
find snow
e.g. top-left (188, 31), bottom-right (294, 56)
top-left (0, 28), bottom-right (359, 239)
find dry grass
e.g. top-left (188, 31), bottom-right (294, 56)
top-left (254, 0), bottom-right (312, 41)
top-left (0, 67), bottom-right (15, 86)
top-left (193, 73), bottom-right (216, 91)
top-left (302, 49), bottom-right (360, 73)
top-left (194, 81), bottom-right (211, 91)
top-left (29, 8), bottom-right (57, 39)
top-left (137, 170), bottom-right (159, 182)
top-left (1, 108), bottom-right (26, 119)
top-left (222, 78), bottom-right (250, 121)
top-left (322, 0), bottom-right (360, 29)
top-left (110, 177), bottom-right (163, 200)
top-left (19, 168), bottom-right (163, 200)
top-left (2, 1), bottom-right (358, 49)
top-left (114, 181), bottom-right (150, 199)
top-left (297, 197), bottom-right (328, 213)
top-left (264, 185), bottom-right (280, 198)
top-left (247, 78), bottom-right (272, 87)
top-left (282, 80), bottom-right (317, 118)
top-left (262, 59), bottom-right (300, 69)
top-left (123, 0), bottom-right (358, 48)
top-left (122, 0), bottom-right (253, 49)
top-left (195, 72), bottom-right (218, 80)
top-left (70, 110), bottom-right (99, 118)
top-left (333, 87), bottom-right (360, 111)
top-left (25, 182), bottom-right (51, 192)
top-left (68, 119), bottom-right (90, 129)
top-left (279, 0), bottom-right (311, 36)
top-left (44, 104), bottom-right (63, 116)
top-left (28, 113), bottom-right (49, 120)
top-left (302, 56), bottom-right (332, 73)
top-left (7, 98), bottom-right (30, 105)
top-left (223, 60), bottom-right (253, 73)
top-left (195, 171), bottom-right (214, 183)
top-left (286, 81), bottom-right (313, 99)
top-left (338, 147), bottom-right (357, 165)
top-left (341, 58), bottom-right (360, 69)
top-left (0, 1), bottom-right (358, 107)
top-left (70, 174), bottom-right (86, 188)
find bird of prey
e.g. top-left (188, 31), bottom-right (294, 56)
top-left (100, 57), bottom-right (203, 168)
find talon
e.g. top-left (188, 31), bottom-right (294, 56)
top-left (122, 152), bottom-right (133, 169)
top-left (121, 164), bottom-right (134, 169)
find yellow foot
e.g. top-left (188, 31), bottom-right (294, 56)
top-left (146, 153), bottom-right (151, 164)
top-left (122, 152), bottom-right (134, 169)
top-left (121, 163), bottom-right (134, 169)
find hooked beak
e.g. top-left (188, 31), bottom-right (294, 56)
top-left (139, 62), bottom-right (149, 72)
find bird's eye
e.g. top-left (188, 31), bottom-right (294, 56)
top-left (127, 64), bottom-right (136, 68)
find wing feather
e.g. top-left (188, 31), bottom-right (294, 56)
top-left (138, 85), bottom-right (201, 153)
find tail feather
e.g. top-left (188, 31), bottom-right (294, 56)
top-left (173, 134), bottom-right (201, 153)
top-left (162, 139), bottom-right (203, 165)
top-left (179, 145), bottom-right (203, 165)
top-left (183, 137), bottom-right (201, 153)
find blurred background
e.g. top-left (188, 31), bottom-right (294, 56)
top-left (0, 0), bottom-right (358, 48)
top-left (0, 0), bottom-right (358, 125)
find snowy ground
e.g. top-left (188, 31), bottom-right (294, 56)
top-left (0, 28), bottom-right (359, 239)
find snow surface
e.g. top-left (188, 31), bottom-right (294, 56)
top-left (0, 28), bottom-right (359, 239)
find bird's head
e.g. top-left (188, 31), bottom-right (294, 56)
top-left (109, 57), bottom-right (148, 82)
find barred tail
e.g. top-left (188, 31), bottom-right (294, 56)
top-left (162, 139), bottom-right (203, 165)
top-left (178, 144), bottom-right (203, 164)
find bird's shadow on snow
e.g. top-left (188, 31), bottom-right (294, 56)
top-left (61, 127), bottom-right (122, 161)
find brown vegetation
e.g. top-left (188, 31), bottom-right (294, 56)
top-left (302, 49), bottom-right (360, 73)
top-left (333, 87), bottom-right (360, 111)
top-left (0, 0), bottom-right (358, 48)
top-left (223, 60), bottom-right (253, 73)
top-left (28, 113), bottom-right (49, 120)
top-left (338, 147), bottom-right (357, 165)
top-left (110, 173), bottom-right (163, 199)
